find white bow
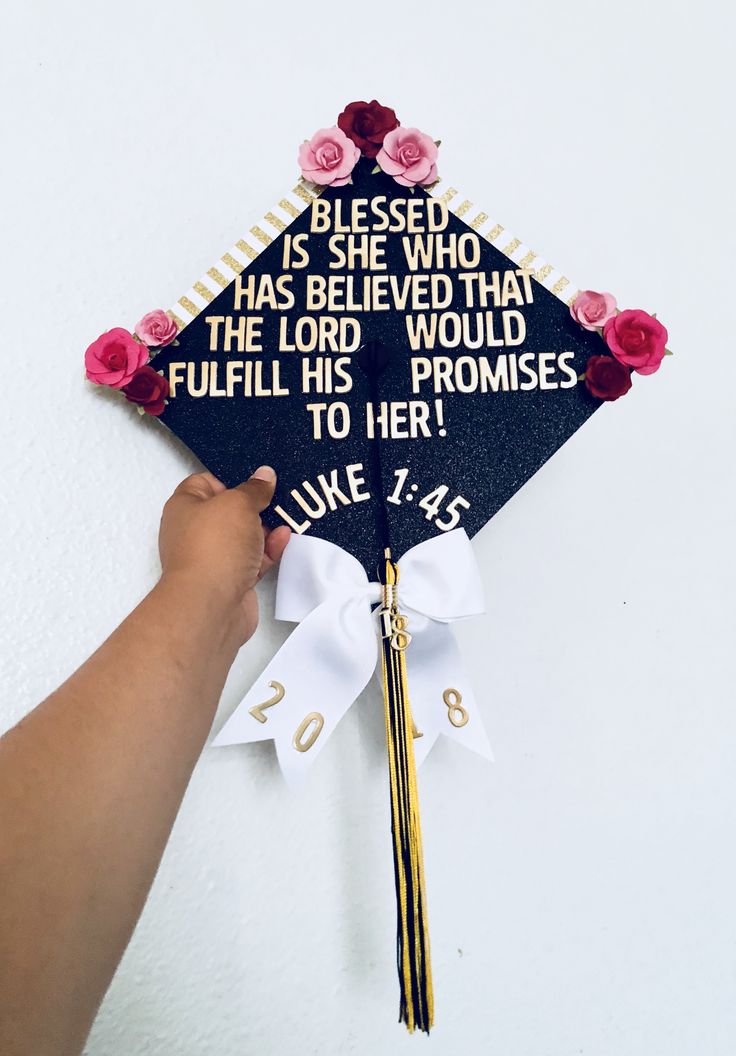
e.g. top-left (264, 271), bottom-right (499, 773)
top-left (213, 528), bottom-right (493, 784)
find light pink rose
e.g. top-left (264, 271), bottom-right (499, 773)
top-left (376, 127), bottom-right (438, 187)
top-left (298, 127), bottom-right (360, 187)
top-left (570, 290), bottom-right (618, 331)
top-left (85, 327), bottom-right (149, 388)
top-left (134, 309), bottom-right (178, 348)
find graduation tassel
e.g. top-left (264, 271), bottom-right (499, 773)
top-left (378, 550), bottom-right (434, 1034)
top-left (358, 339), bottom-right (433, 1030)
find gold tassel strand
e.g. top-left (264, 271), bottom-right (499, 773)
top-left (378, 551), bottom-right (434, 1033)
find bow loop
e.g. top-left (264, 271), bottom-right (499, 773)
top-left (275, 533), bottom-right (376, 623)
top-left (399, 529), bottom-right (485, 622)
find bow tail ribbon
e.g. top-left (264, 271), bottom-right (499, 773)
top-left (402, 616), bottom-right (494, 768)
top-left (212, 589), bottom-right (377, 785)
top-left (213, 530), bottom-right (492, 784)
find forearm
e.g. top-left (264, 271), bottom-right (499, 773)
top-left (0, 572), bottom-right (242, 1056)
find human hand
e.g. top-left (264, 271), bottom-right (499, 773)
top-left (158, 467), bottom-right (290, 646)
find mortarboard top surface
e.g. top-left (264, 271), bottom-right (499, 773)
top-left (151, 157), bottom-right (602, 573)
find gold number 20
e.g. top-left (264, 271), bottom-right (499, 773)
top-left (248, 681), bottom-right (325, 753)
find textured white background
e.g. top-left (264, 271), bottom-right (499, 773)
top-left (1, 2), bottom-right (735, 1053)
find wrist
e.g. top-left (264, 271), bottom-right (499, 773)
top-left (156, 570), bottom-right (250, 653)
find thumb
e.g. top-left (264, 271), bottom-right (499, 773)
top-left (235, 465), bottom-right (277, 513)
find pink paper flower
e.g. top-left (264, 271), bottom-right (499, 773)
top-left (298, 127), bottom-right (360, 187)
top-left (570, 290), bottom-right (617, 331)
top-left (376, 127), bottom-right (438, 187)
top-left (85, 327), bottom-right (149, 389)
top-left (603, 309), bottom-right (668, 376)
top-left (135, 309), bottom-right (178, 348)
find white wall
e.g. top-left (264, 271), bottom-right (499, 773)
top-left (1, 2), bottom-right (734, 1053)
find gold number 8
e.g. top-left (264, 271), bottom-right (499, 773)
top-left (443, 688), bottom-right (469, 728)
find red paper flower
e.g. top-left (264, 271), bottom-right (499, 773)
top-left (122, 365), bottom-right (170, 416)
top-left (337, 100), bottom-right (399, 159)
top-left (85, 327), bottom-right (149, 389)
top-left (603, 309), bottom-right (668, 376)
top-left (584, 355), bottom-right (633, 401)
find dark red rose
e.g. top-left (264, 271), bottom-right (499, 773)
top-left (122, 365), bottom-right (170, 416)
top-left (584, 355), bottom-right (633, 401)
top-left (337, 100), bottom-right (399, 158)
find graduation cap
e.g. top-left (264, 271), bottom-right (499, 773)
top-left (150, 170), bottom-right (608, 573)
top-left (84, 101), bottom-right (670, 1033)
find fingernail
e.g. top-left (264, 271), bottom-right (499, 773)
top-left (251, 465), bottom-right (276, 482)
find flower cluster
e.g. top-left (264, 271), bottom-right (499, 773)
top-left (570, 291), bottom-right (670, 402)
top-left (298, 100), bottom-right (439, 190)
top-left (84, 309), bottom-right (175, 416)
